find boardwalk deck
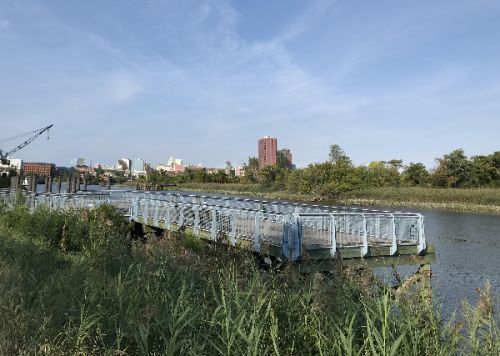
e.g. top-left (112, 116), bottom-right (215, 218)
top-left (0, 189), bottom-right (435, 267)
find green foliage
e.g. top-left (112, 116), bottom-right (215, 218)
top-left (329, 144), bottom-right (351, 164)
top-left (402, 163), bottom-right (430, 186)
top-left (0, 207), bottom-right (498, 354)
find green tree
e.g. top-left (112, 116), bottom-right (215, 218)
top-left (402, 163), bottom-right (429, 186)
top-left (329, 144), bottom-right (351, 164)
top-left (470, 155), bottom-right (497, 187)
top-left (434, 149), bottom-right (472, 187)
top-left (242, 157), bottom-right (259, 183)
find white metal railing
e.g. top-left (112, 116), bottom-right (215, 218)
top-left (0, 189), bottom-right (426, 260)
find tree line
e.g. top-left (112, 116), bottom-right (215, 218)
top-left (140, 145), bottom-right (499, 198)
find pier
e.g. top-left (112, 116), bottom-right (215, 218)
top-left (0, 189), bottom-right (435, 269)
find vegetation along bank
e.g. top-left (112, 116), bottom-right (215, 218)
top-left (0, 204), bottom-right (498, 354)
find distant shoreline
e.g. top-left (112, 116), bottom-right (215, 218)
top-left (169, 183), bottom-right (500, 215)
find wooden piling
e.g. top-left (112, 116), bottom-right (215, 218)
top-left (106, 178), bottom-right (111, 190)
top-left (75, 174), bottom-right (80, 193)
top-left (31, 175), bottom-right (37, 193)
top-left (48, 176), bottom-right (52, 193)
top-left (83, 174), bottom-right (88, 191)
top-left (44, 177), bottom-right (49, 193)
top-left (10, 176), bottom-right (16, 191)
top-left (66, 175), bottom-right (72, 194)
top-left (57, 177), bottom-right (62, 193)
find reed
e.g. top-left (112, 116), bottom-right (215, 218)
top-left (0, 206), bottom-right (498, 355)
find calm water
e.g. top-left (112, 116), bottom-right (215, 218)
top-left (358, 205), bottom-right (500, 315)
top-left (33, 186), bottom-right (500, 313)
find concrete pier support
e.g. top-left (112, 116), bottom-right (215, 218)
top-left (44, 177), bottom-right (49, 193)
top-left (57, 177), bottom-right (62, 194)
top-left (75, 174), bottom-right (80, 193)
top-left (83, 175), bottom-right (88, 191)
top-left (106, 179), bottom-right (111, 190)
top-left (48, 176), bottom-right (53, 193)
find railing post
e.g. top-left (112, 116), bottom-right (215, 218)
top-left (390, 214), bottom-right (397, 255)
top-left (193, 205), bottom-right (200, 236)
top-left (330, 214), bottom-right (337, 257)
top-left (210, 207), bottom-right (217, 241)
top-left (362, 214), bottom-right (368, 257)
top-left (165, 203), bottom-right (171, 230)
top-left (417, 214), bottom-right (426, 254)
top-left (253, 212), bottom-right (261, 253)
top-left (178, 204), bottom-right (184, 228)
top-left (229, 210), bottom-right (236, 246)
top-left (153, 200), bottom-right (159, 227)
top-left (292, 214), bottom-right (302, 261)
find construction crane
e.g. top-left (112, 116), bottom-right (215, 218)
top-left (0, 124), bottom-right (53, 165)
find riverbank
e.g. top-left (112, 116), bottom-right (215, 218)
top-left (0, 205), bottom-right (497, 354)
top-left (173, 183), bottom-right (500, 214)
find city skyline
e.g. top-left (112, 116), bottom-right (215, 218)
top-left (1, 1), bottom-right (500, 168)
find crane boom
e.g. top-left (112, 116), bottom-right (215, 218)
top-left (0, 125), bottom-right (53, 162)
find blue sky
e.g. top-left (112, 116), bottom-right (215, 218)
top-left (1, 0), bottom-right (499, 168)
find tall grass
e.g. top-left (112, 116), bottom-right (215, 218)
top-left (0, 205), bottom-right (498, 354)
top-left (176, 183), bottom-right (500, 214)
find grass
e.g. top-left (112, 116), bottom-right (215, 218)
top-left (175, 183), bottom-right (500, 214)
top-left (0, 205), bottom-right (498, 354)
top-left (345, 187), bottom-right (500, 214)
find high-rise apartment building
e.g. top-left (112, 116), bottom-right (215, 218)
top-left (258, 136), bottom-right (278, 168)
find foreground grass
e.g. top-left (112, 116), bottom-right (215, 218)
top-left (0, 205), bottom-right (498, 355)
top-left (176, 183), bottom-right (500, 214)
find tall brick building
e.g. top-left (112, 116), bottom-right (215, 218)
top-left (258, 136), bottom-right (278, 168)
top-left (22, 162), bottom-right (55, 177)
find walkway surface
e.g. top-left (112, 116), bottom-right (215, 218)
top-left (0, 189), bottom-right (431, 265)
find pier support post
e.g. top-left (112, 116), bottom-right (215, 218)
top-left (107, 179), bottom-right (111, 190)
top-left (31, 175), bottom-right (37, 193)
top-left (44, 177), bottom-right (49, 193)
top-left (47, 176), bottom-right (52, 193)
top-left (57, 177), bottom-right (62, 193)
top-left (83, 174), bottom-right (88, 191)
top-left (75, 174), bottom-right (80, 193)
top-left (10, 176), bottom-right (17, 191)
top-left (66, 175), bottom-right (72, 194)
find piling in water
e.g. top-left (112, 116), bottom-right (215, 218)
top-left (57, 177), bottom-right (62, 194)
top-left (66, 175), bottom-right (72, 194)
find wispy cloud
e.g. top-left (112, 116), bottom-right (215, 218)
top-left (0, 0), bottom-right (499, 167)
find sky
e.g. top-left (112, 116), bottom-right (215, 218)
top-left (0, 0), bottom-right (499, 168)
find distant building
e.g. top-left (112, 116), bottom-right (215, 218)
top-left (133, 158), bottom-right (147, 177)
top-left (278, 148), bottom-right (293, 169)
top-left (234, 166), bottom-right (245, 177)
top-left (157, 157), bottom-right (185, 174)
top-left (116, 158), bottom-right (132, 172)
top-left (23, 162), bottom-right (56, 177)
top-left (71, 158), bottom-right (85, 167)
top-left (9, 159), bottom-right (23, 172)
top-left (258, 136), bottom-right (278, 168)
